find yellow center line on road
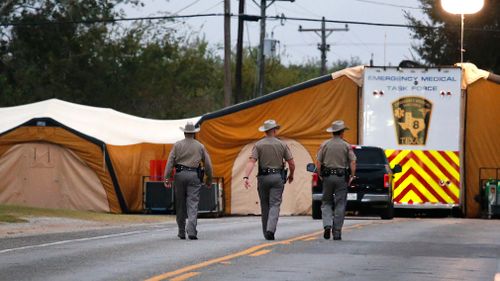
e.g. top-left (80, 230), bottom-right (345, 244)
top-left (144, 230), bottom-right (323, 281)
top-left (249, 249), bottom-right (272, 257)
top-left (145, 221), bottom-right (388, 281)
top-left (302, 237), bottom-right (317, 241)
top-left (169, 272), bottom-right (200, 281)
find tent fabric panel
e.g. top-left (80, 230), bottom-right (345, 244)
top-left (198, 76), bottom-right (359, 214)
top-left (0, 143), bottom-right (110, 212)
top-left (198, 75), bottom-right (333, 124)
top-left (107, 143), bottom-right (173, 212)
top-left (465, 79), bottom-right (500, 217)
top-left (0, 126), bottom-right (122, 213)
top-left (331, 65), bottom-right (365, 86)
top-left (457, 63), bottom-right (491, 89)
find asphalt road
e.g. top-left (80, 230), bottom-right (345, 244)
top-left (0, 216), bottom-right (499, 281)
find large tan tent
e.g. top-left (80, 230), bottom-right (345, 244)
top-left (1, 64), bottom-right (498, 217)
top-left (196, 74), bottom-right (360, 215)
top-left (463, 67), bottom-right (500, 217)
top-left (196, 63), bottom-right (499, 217)
top-left (0, 99), bottom-right (199, 213)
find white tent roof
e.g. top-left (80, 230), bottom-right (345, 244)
top-left (0, 99), bottom-right (201, 145)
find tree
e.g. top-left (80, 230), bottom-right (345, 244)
top-left (405, 0), bottom-right (500, 73)
top-left (0, 0), bottom-right (225, 118)
top-left (0, 0), bottom-right (143, 106)
top-left (0, 1), bottom-right (364, 118)
top-left (237, 48), bottom-right (362, 102)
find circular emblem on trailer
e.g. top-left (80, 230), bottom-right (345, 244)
top-left (392, 96), bottom-right (432, 145)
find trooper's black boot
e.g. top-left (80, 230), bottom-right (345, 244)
top-left (178, 231), bottom-right (186, 240)
top-left (333, 229), bottom-right (342, 240)
top-left (265, 231), bottom-right (275, 240)
top-left (323, 226), bottom-right (331, 240)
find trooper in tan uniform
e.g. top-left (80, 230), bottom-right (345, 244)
top-left (164, 122), bottom-right (213, 240)
top-left (243, 120), bottom-right (295, 240)
top-left (316, 120), bottom-right (356, 240)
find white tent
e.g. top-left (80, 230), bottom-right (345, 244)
top-left (0, 99), bottom-right (200, 213)
top-left (0, 99), bottom-right (200, 145)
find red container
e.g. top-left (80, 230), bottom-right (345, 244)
top-left (149, 160), bottom-right (167, 181)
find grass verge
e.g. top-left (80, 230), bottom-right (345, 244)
top-left (0, 214), bottom-right (28, 223)
top-left (0, 204), bottom-right (170, 224)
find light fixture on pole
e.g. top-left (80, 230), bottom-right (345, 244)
top-left (441, 0), bottom-right (484, 63)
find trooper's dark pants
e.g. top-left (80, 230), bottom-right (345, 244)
top-left (257, 173), bottom-right (284, 235)
top-left (174, 170), bottom-right (201, 237)
top-left (321, 175), bottom-right (348, 231)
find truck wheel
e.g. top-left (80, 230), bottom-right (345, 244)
top-left (451, 206), bottom-right (463, 218)
top-left (312, 200), bottom-right (322, 220)
top-left (380, 203), bottom-right (394, 220)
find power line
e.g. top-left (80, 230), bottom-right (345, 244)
top-left (173, 0), bottom-right (204, 15)
top-left (0, 13), bottom-right (224, 27)
top-left (266, 15), bottom-right (500, 33)
top-left (1, 13), bottom-right (499, 33)
top-left (353, 0), bottom-right (421, 10)
top-left (199, 0), bottom-right (224, 14)
top-left (275, 2), bottom-right (320, 19)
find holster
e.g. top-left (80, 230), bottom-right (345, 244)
top-left (345, 168), bottom-right (351, 182)
top-left (197, 166), bottom-right (205, 183)
top-left (281, 168), bottom-right (288, 184)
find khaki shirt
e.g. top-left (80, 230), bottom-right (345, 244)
top-left (164, 138), bottom-right (213, 181)
top-left (250, 137), bottom-right (293, 169)
top-left (317, 137), bottom-right (356, 168)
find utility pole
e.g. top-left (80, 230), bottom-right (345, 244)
top-left (256, 0), bottom-right (267, 98)
top-left (235, 0), bottom-right (246, 104)
top-left (254, 0), bottom-right (294, 97)
top-left (223, 0), bottom-right (232, 107)
top-left (298, 17), bottom-right (348, 75)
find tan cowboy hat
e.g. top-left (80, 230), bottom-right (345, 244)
top-left (180, 122), bottom-right (200, 133)
top-left (258, 119), bottom-right (281, 132)
top-left (326, 120), bottom-right (349, 133)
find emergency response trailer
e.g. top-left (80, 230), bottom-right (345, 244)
top-left (361, 67), bottom-right (462, 213)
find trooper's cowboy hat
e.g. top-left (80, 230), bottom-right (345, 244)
top-left (180, 122), bottom-right (200, 133)
top-left (326, 120), bottom-right (349, 133)
top-left (258, 119), bottom-right (281, 132)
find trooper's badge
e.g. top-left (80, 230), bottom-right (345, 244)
top-left (392, 96), bottom-right (432, 145)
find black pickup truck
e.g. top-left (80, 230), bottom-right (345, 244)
top-left (307, 145), bottom-right (401, 220)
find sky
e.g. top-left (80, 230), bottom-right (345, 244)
top-left (123, 0), bottom-right (430, 67)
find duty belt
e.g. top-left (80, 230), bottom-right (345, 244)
top-left (175, 164), bottom-right (198, 172)
top-left (258, 168), bottom-right (283, 176)
top-left (321, 167), bottom-right (346, 177)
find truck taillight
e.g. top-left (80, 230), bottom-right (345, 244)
top-left (384, 174), bottom-right (390, 188)
top-left (312, 173), bottom-right (318, 187)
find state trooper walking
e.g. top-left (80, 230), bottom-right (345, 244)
top-left (243, 120), bottom-right (295, 240)
top-left (164, 122), bottom-right (213, 240)
top-left (316, 120), bottom-right (356, 240)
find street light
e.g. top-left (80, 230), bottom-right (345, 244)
top-left (441, 0), bottom-right (484, 63)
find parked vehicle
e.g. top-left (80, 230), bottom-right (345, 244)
top-left (307, 145), bottom-right (401, 220)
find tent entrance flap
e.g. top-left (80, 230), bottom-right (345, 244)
top-left (0, 142), bottom-right (110, 212)
top-left (230, 138), bottom-right (313, 215)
